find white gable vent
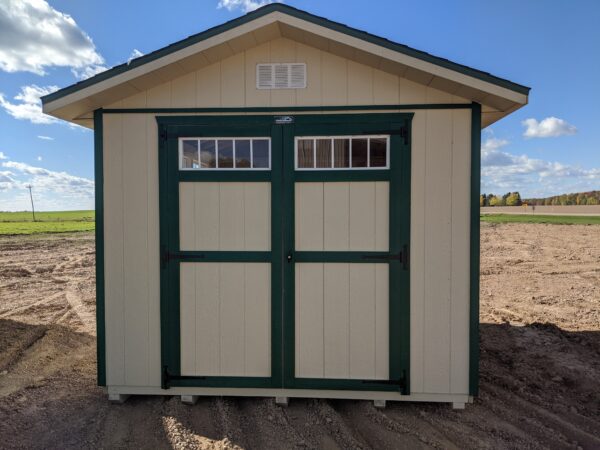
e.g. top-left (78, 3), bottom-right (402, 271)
top-left (257, 63), bottom-right (306, 89)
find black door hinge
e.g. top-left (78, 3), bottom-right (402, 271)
top-left (361, 244), bottom-right (409, 270)
top-left (162, 366), bottom-right (206, 389)
top-left (162, 365), bottom-right (170, 389)
top-left (399, 126), bottom-right (409, 145)
top-left (161, 247), bottom-right (205, 269)
top-left (159, 127), bottom-right (168, 141)
top-left (361, 370), bottom-right (408, 394)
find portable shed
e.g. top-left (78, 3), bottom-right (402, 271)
top-left (42, 4), bottom-right (529, 408)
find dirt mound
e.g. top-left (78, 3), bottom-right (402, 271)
top-left (0, 227), bottom-right (599, 449)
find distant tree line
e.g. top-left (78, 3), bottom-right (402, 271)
top-left (522, 190), bottom-right (600, 206)
top-left (480, 190), bottom-right (600, 206)
top-left (480, 192), bottom-right (522, 207)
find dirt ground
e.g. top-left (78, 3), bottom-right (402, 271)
top-left (0, 224), bottom-right (599, 449)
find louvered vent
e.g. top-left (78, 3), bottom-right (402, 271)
top-left (256, 63), bottom-right (306, 89)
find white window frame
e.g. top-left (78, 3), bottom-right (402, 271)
top-left (179, 137), bottom-right (271, 171)
top-left (294, 135), bottom-right (390, 170)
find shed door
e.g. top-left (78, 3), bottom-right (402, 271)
top-left (159, 117), bottom-right (283, 389)
top-left (159, 114), bottom-right (410, 393)
top-left (282, 116), bottom-right (411, 393)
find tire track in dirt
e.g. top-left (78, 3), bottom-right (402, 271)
top-left (0, 292), bottom-right (63, 318)
top-left (308, 399), bottom-right (368, 449)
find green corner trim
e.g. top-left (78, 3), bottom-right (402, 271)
top-left (93, 108), bottom-right (106, 387)
top-left (470, 102), bottom-right (481, 396)
top-left (41, 4), bottom-right (529, 107)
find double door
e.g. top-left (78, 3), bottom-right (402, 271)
top-left (158, 114), bottom-right (411, 393)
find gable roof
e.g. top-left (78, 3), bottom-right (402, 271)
top-left (41, 4), bottom-right (529, 127)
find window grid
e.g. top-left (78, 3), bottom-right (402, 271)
top-left (294, 135), bottom-right (390, 170)
top-left (179, 137), bottom-right (271, 170)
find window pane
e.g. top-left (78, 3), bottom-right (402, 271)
top-left (297, 139), bottom-right (314, 168)
top-left (235, 140), bottom-right (251, 168)
top-left (333, 139), bottom-right (350, 168)
top-left (351, 138), bottom-right (368, 167)
top-left (316, 139), bottom-right (332, 168)
top-left (252, 139), bottom-right (269, 168)
top-left (182, 140), bottom-right (199, 168)
top-left (370, 138), bottom-right (387, 167)
top-left (199, 140), bottom-right (216, 168)
top-left (218, 140), bottom-right (234, 168)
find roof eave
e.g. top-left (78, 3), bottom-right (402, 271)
top-left (41, 3), bottom-right (530, 125)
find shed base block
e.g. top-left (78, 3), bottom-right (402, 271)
top-left (107, 386), bottom-right (472, 407)
top-left (275, 396), bottom-right (289, 406)
top-left (452, 402), bottom-right (466, 410)
top-left (373, 399), bottom-right (386, 409)
top-left (181, 395), bottom-right (199, 405)
top-left (108, 394), bottom-right (130, 404)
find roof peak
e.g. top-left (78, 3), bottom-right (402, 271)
top-left (42, 3), bottom-right (528, 106)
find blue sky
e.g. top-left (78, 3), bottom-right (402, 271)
top-left (0, 0), bottom-right (598, 210)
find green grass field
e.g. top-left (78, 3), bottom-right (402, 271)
top-left (481, 214), bottom-right (600, 225)
top-left (0, 210), bottom-right (95, 235)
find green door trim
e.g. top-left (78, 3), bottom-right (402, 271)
top-left (158, 115), bottom-right (283, 389)
top-left (281, 113), bottom-right (412, 394)
top-left (158, 113), bottom-right (411, 393)
top-left (94, 108), bottom-right (106, 387)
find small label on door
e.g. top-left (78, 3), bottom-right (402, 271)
top-left (274, 115), bottom-right (294, 124)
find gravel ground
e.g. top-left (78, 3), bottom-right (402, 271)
top-left (0, 224), bottom-right (599, 449)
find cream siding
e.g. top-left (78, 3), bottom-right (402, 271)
top-left (179, 182), bottom-right (271, 251)
top-left (295, 182), bottom-right (389, 251)
top-left (180, 262), bottom-right (271, 377)
top-left (102, 36), bottom-right (472, 396)
top-left (295, 263), bottom-right (389, 380)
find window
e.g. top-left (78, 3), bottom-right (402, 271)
top-left (179, 138), bottom-right (271, 170)
top-left (295, 136), bottom-right (389, 170)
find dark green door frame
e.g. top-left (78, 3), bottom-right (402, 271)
top-left (157, 113), bottom-right (412, 393)
top-left (282, 114), bottom-right (412, 394)
top-left (158, 115), bottom-right (283, 389)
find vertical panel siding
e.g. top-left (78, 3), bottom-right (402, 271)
top-left (323, 263), bottom-right (350, 378)
top-left (296, 263), bottom-right (388, 379)
top-left (295, 263), bottom-right (324, 378)
top-left (180, 262), bottom-right (270, 377)
top-left (450, 109), bottom-right (471, 394)
top-left (122, 113), bottom-right (150, 386)
top-left (423, 108), bottom-right (453, 393)
top-left (103, 114), bottom-right (125, 386)
top-left (103, 37), bottom-right (472, 393)
top-left (179, 182), bottom-right (270, 251)
top-left (296, 182), bottom-right (389, 251)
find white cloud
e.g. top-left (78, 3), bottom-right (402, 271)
top-left (0, 170), bottom-right (18, 190)
top-left (0, 84), bottom-right (59, 124)
top-left (2, 161), bottom-right (94, 199)
top-left (0, 159), bottom-right (94, 210)
top-left (522, 117), bottom-right (577, 138)
top-left (0, 0), bottom-right (104, 75)
top-left (71, 64), bottom-right (108, 80)
top-left (481, 137), bottom-right (600, 197)
top-left (217, 0), bottom-right (280, 13)
top-left (37, 135), bottom-right (54, 141)
top-left (37, 156), bottom-right (42, 161)
top-left (128, 49), bottom-right (144, 63)
top-left (0, 151), bottom-right (7, 159)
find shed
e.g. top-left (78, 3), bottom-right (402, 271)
top-left (42, 4), bottom-right (529, 408)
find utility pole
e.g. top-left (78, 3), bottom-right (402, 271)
top-left (26, 184), bottom-right (36, 222)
